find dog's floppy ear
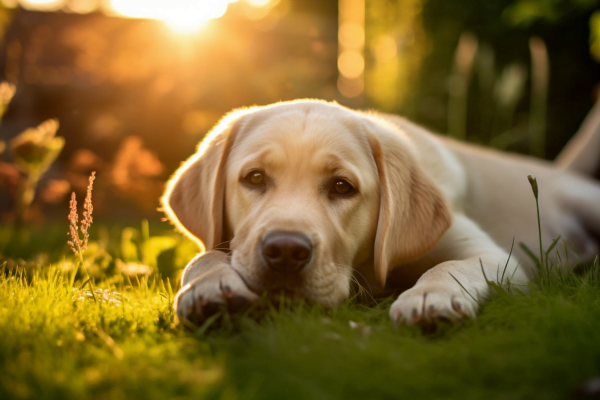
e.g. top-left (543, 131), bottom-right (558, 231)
top-left (365, 119), bottom-right (452, 287)
top-left (161, 111), bottom-right (247, 251)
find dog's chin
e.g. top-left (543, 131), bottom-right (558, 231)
top-left (263, 288), bottom-right (307, 305)
top-left (233, 267), bottom-right (348, 307)
top-left (237, 269), bottom-right (308, 299)
top-left (262, 286), bottom-right (347, 308)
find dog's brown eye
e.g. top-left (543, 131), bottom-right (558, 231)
top-left (333, 179), bottom-right (353, 195)
top-left (245, 171), bottom-right (264, 185)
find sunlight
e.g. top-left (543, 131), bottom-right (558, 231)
top-left (108, 0), bottom-right (238, 33)
top-left (246, 0), bottom-right (270, 5)
top-left (5, 0), bottom-right (277, 34)
top-left (338, 0), bottom-right (364, 98)
top-left (19, 0), bottom-right (65, 11)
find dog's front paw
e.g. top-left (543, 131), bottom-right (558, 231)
top-left (174, 266), bottom-right (260, 325)
top-left (389, 284), bottom-right (480, 326)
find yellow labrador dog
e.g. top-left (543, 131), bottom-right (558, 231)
top-left (163, 99), bottom-right (600, 326)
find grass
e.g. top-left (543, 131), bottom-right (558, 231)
top-left (1, 220), bottom-right (600, 400)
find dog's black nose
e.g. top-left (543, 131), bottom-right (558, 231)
top-left (261, 231), bottom-right (312, 273)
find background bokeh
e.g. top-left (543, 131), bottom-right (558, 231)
top-left (0, 0), bottom-right (598, 223)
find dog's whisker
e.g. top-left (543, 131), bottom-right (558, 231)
top-left (331, 263), bottom-right (377, 304)
top-left (349, 268), bottom-right (375, 296)
top-left (347, 275), bottom-right (368, 300)
top-left (351, 272), bottom-right (378, 305)
top-left (350, 276), bottom-right (376, 304)
top-left (211, 240), bottom-right (231, 250)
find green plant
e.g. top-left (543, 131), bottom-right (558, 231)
top-left (10, 119), bottom-right (64, 221)
top-left (448, 33), bottom-right (549, 156)
top-left (0, 81), bottom-right (15, 122)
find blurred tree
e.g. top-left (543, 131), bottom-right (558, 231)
top-left (365, 0), bottom-right (426, 114)
top-left (503, 0), bottom-right (599, 26)
top-left (589, 9), bottom-right (600, 61)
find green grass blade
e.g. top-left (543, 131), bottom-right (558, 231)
top-left (545, 235), bottom-right (561, 257)
top-left (501, 237), bottom-right (516, 284)
top-left (519, 242), bottom-right (540, 267)
top-left (449, 272), bottom-right (479, 304)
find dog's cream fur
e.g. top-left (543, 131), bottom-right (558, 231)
top-left (163, 99), bottom-right (600, 326)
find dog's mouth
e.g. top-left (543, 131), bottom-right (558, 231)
top-left (232, 250), bottom-right (345, 305)
top-left (246, 270), bottom-right (306, 292)
top-left (237, 267), bottom-right (314, 302)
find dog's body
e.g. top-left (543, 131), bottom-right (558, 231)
top-left (164, 100), bottom-right (600, 326)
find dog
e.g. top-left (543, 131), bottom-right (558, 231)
top-left (163, 99), bottom-right (600, 326)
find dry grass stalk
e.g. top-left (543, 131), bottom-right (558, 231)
top-left (67, 192), bottom-right (81, 254)
top-left (68, 171), bottom-right (95, 255)
top-left (81, 171), bottom-right (95, 249)
top-left (67, 171), bottom-right (97, 302)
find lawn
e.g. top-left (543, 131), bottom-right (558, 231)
top-left (1, 222), bottom-right (599, 400)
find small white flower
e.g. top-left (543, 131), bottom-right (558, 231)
top-left (117, 259), bottom-right (153, 276)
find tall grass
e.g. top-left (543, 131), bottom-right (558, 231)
top-left (448, 33), bottom-right (549, 157)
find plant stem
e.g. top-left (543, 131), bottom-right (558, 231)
top-left (76, 242), bottom-right (97, 303)
top-left (15, 170), bottom-right (40, 223)
top-left (534, 195), bottom-right (544, 272)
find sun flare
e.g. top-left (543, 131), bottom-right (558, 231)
top-left (108, 0), bottom-right (238, 33)
top-left (8, 0), bottom-right (277, 34)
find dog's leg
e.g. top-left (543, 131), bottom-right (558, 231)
top-left (389, 214), bottom-right (529, 326)
top-left (555, 100), bottom-right (600, 176)
top-left (174, 250), bottom-right (260, 324)
top-left (563, 180), bottom-right (600, 259)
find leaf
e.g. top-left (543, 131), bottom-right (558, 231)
top-left (449, 273), bottom-right (479, 304)
top-left (590, 11), bottom-right (600, 62)
top-left (501, 237), bottom-right (516, 283)
top-left (121, 227), bottom-right (140, 262)
top-left (519, 242), bottom-right (540, 266)
top-left (545, 235), bottom-right (561, 257)
top-left (141, 236), bottom-right (177, 267)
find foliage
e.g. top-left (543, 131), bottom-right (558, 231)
top-left (589, 10), bottom-right (600, 61)
top-left (0, 221), bottom-right (199, 283)
top-left (0, 79), bottom-right (66, 223)
top-left (503, 0), bottom-right (599, 26)
top-left (403, 0), bottom-right (599, 159)
top-left (442, 30), bottom-right (551, 158)
top-left (9, 119), bottom-right (65, 222)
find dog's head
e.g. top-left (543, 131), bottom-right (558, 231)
top-left (163, 100), bottom-right (451, 305)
